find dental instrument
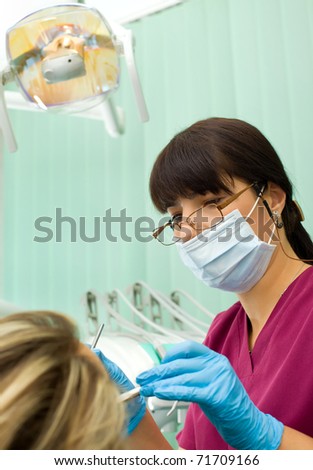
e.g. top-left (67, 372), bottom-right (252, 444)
top-left (167, 400), bottom-right (178, 417)
top-left (91, 322), bottom-right (105, 349)
top-left (119, 386), bottom-right (141, 403)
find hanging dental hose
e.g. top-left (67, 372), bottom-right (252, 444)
top-left (170, 288), bottom-right (216, 322)
top-left (104, 288), bottom-right (184, 342)
top-left (131, 281), bottom-right (206, 337)
top-left (156, 290), bottom-right (209, 330)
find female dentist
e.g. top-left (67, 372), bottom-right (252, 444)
top-left (100, 118), bottom-right (313, 450)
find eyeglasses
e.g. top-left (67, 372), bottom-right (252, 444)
top-left (152, 182), bottom-right (259, 246)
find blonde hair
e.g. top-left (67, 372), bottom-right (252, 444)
top-left (0, 311), bottom-right (125, 450)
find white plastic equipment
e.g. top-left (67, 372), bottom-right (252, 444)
top-left (83, 289), bottom-right (190, 433)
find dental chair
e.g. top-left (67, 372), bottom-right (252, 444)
top-left (82, 289), bottom-right (190, 437)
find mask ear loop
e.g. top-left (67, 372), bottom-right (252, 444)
top-left (246, 184), bottom-right (276, 245)
top-left (245, 184), bottom-right (266, 220)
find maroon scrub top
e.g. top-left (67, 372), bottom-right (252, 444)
top-left (177, 266), bottom-right (313, 450)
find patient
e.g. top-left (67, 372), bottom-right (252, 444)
top-left (0, 310), bottom-right (125, 450)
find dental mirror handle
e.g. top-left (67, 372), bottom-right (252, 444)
top-left (119, 386), bottom-right (141, 402)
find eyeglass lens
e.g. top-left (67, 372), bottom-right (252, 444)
top-left (156, 204), bottom-right (223, 245)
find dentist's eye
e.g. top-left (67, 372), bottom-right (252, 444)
top-left (203, 198), bottom-right (222, 207)
top-left (170, 214), bottom-right (182, 229)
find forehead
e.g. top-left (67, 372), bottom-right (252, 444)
top-left (167, 187), bottom-right (231, 209)
top-left (167, 192), bottom-right (212, 211)
top-left (167, 178), bottom-right (253, 211)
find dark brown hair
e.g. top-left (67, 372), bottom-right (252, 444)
top-left (150, 117), bottom-right (313, 263)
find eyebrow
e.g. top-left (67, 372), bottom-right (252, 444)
top-left (170, 188), bottom-right (232, 208)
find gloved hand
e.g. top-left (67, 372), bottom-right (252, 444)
top-left (92, 348), bottom-right (146, 435)
top-left (136, 340), bottom-right (284, 450)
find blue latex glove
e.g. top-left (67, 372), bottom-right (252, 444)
top-left (136, 341), bottom-right (284, 450)
top-left (92, 348), bottom-right (146, 435)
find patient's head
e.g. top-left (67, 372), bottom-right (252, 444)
top-left (0, 310), bottom-right (125, 450)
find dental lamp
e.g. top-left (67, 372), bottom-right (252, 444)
top-left (0, 3), bottom-right (149, 152)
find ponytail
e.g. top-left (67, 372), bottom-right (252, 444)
top-left (283, 198), bottom-right (313, 265)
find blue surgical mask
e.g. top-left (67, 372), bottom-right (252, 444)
top-left (176, 199), bottom-right (276, 293)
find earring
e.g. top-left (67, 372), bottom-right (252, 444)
top-left (272, 210), bottom-right (284, 229)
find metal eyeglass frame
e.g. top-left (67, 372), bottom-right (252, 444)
top-left (152, 181), bottom-right (259, 246)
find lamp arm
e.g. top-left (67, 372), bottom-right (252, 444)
top-left (0, 70), bottom-right (17, 153)
top-left (110, 21), bottom-right (149, 123)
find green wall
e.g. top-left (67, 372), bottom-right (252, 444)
top-left (3, 0), bottom-right (313, 333)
